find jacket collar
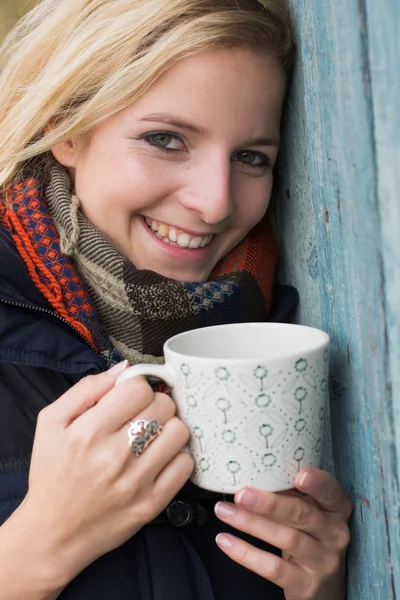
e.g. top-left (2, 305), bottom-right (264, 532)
top-left (0, 224), bottom-right (106, 374)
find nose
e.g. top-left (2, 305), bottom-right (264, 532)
top-left (180, 159), bottom-right (233, 226)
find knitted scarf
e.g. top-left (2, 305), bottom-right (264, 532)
top-left (1, 162), bottom-right (278, 366)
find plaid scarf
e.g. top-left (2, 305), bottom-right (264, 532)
top-left (1, 162), bottom-right (278, 366)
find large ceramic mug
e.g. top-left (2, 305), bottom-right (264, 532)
top-left (116, 323), bottom-right (330, 493)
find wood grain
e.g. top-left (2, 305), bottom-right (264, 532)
top-left (277, 1), bottom-right (400, 598)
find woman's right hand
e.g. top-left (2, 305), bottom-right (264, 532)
top-left (15, 362), bottom-right (194, 589)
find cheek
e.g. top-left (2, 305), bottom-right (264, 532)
top-left (76, 153), bottom-right (174, 215)
top-left (235, 175), bottom-right (274, 226)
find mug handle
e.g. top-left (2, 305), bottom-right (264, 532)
top-left (115, 363), bottom-right (177, 388)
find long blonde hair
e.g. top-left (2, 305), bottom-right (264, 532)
top-left (0, 0), bottom-right (294, 190)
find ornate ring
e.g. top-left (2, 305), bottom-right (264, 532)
top-left (128, 418), bottom-right (163, 456)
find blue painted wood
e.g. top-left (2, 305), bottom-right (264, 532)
top-left (276, 1), bottom-right (400, 598)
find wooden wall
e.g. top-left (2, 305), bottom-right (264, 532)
top-left (276, 1), bottom-right (400, 598)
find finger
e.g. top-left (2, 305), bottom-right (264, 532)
top-left (43, 361), bottom-right (129, 428)
top-left (215, 502), bottom-right (323, 569)
top-left (120, 392), bottom-right (176, 432)
top-left (76, 375), bottom-right (155, 434)
top-left (130, 417), bottom-right (191, 477)
top-left (112, 392), bottom-right (176, 452)
top-left (215, 533), bottom-right (310, 596)
top-left (154, 450), bottom-right (194, 502)
top-left (234, 487), bottom-right (329, 542)
top-left (295, 469), bottom-right (353, 520)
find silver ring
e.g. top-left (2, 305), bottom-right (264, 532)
top-left (128, 418), bottom-right (163, 456)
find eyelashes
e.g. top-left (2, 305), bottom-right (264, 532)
top-left (143, 132), bottom-right (185, 152)
top-left (232, 150), bottom-right (272, 169)
top-left (141, 131), bottom-right (273, 170)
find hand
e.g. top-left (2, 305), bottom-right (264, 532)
top-left (15, 363), bottom-right (194, 588)
top-left (214, 469), bottom-right (352, 600)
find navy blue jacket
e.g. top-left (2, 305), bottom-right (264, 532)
top-left (0, 223), bottom-right (297, 599)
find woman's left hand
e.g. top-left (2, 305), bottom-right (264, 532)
top-left (214, 468), bottom-right (352, 600)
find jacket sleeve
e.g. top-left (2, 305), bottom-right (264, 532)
top-left (0, 363), bottom-right (81, 524)
top-left (0, 363), bottom-right (81, 471)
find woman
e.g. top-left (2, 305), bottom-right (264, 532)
top-left (0, 1), bottom-right (352, 599)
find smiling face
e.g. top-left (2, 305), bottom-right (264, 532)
top-left (52, 48), bottom-right (286, 282)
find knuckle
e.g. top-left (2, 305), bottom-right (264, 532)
top-left (323, 484), bottom-right (338, 506)
top-left (67, 422), bottom-right (94, 450)
top-left (304, 583), bottom-right (319, 600)
top-left (293, 500), bottom-right (312, 526)
top-left (267, 555), bottom-right (285, 581)
top-left (133, 496), bottom-right (159, 525)
top-left (263, 493), bottom-right (278, 514)
top-left (179, 450), bottom-right (195, 475)
top-left (94, 447), bottom-right (119, 480)
top-left (79, 374), bottom-right (98, 391)
top-left (129, 376), bottom-right (153, 400)
top-left (77, 375), bottom-right (100, 405)
top-left (283, 528), bottom-right (302, 553)
top-left (169, 417), bottom-right (190, 445)
top-left (157, 393), bottom-right (176, 416)
top-left (324, 553), bottom-right (341, 577)
top-left (36, 405), bottom-right (52, 427)
top-left (242, 510), bottom-right (258, 530)
top-left (334, 523), bottom-right (351, 550)
top-left (240, 544), bottom-right (253, 567)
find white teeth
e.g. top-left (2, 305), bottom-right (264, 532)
top-left (177, 233), bottom-right (190, 248)
top-left (168, 228), bottom-right (177, 242)
top-left (158, 224), bottom-right (168, 237)
top-left (189, 236), bottom-right (203, 249)
top-left (145, 217), bottom-right (213, 249)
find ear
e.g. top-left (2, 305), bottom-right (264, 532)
top-left (50, 138), bottom-right (80, 168)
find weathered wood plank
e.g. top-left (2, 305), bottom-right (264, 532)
top-left (277, 1), bottom-right (400, 598)
top-left (364, 0), bottom-right (400, 594)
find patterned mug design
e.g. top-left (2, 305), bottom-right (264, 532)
top-left (176, 353), bottom-right (329, 493)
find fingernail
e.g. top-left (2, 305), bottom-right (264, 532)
top-left (216, 533), bottom-right (233, 550)
top-left (236, 488), bottom-right (259, 508)
top-left (298, 471), bottom-right (313, 490)
top-left (107, 360), bottom-right (129, 375)
top-left (215, 502), bottom-right (236, 519)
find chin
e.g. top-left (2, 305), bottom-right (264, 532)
top-left (164, 271), bottom-right (210, 283)
top-left (155, 265), bottom-right (212, 282)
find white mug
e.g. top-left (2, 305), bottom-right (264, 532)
top-left (117, 322), bottom-right (330, 493)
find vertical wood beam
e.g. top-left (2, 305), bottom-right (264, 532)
top-left (277, 1), bottom-right (399, 597)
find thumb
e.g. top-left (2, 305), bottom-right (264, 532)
top-left (45, 360), bottom-right (129, 428)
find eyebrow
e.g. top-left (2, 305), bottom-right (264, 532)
top-left (136, 112), bottom-right (279, 147)
top-left (137, 113), bottom-right (207, 136)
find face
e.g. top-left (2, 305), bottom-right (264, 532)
top-left (52, 48), bottom-right (286, 282)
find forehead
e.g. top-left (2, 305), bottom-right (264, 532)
top-left (120, 48), bottom-right (286, 137)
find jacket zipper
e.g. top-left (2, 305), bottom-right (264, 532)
top-left (0, 297), bottom-right (101, 356)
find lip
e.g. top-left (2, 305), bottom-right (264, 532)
top-left (139, 216), bottom-right (215, 260)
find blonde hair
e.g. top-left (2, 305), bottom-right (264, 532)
top-left (0, 0), bottom-right (294, 190)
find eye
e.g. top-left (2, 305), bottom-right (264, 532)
top-left (233, 150), bottom-right (272, 169)
top-left (144, 132), bottom-right (186, 152)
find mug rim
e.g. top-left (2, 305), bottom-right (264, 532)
top-left (164, 322), bottom-right (330, 363)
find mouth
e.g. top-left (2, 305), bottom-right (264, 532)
top-left (143, 217), bottom-right (214, 249)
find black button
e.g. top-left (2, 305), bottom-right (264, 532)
top-left (165, 501), bottom-right (207, 528)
